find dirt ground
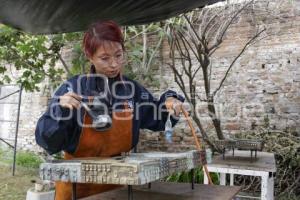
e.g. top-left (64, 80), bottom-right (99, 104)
top-left (0, 164), bottom-right (39, 200)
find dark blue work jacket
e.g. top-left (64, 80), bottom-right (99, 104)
top-left (35, 74), bottom-right (184, 155)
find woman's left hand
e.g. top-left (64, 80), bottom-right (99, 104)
top-left (165, 97), bottom-right (182, 117)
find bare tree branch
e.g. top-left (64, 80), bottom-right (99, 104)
top-left (208, 0), bottom-right (254, 52)
top-left (177, 29), bottom-right (200, 61)
top-left (167, 63), bottom-right (191, 104)
top-left (173, 34), bottom-right (190, 77)
top-left (213, 27), bottom-right (266, 97)
top-left (146, 24), bottom-right (167, 71)
top-left (199, 7), bottom-right (210, 34)
top-left (142, 25), bottom-right (147, 70)
top-left (192, 64), bottom-right (202, 80)
top-left (202, 10), bottom-right (220, 38)
top-left (167, 37), bottom-right (191, 103)
top-left (208, 59), bottom-right (213, 89)
top-left (183, 14), bottom-right (202, 44)
top-left (196, 93), bottom-right (207, 102)
top-left (57, 52), bottom-right (71, 76)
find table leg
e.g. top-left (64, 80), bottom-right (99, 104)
top-left (204, 173), bottom-right (208, 184)
top-left (72, 183), bottom-right (77, 200)
top-left (191, 169), bottom-right (195, 190)
top-left (128, 185), bottom-right (133, 200)
top-left (220, 173), bottom-right (226, 185)
top-left (230, 174), bottom-right (234, 186)
top-left (261, 174), bottom-right (272, 200)
top-left (267, 175), bottom-right (274, 200)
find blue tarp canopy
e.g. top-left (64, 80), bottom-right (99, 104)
top-left (0, 0), bottom-right (222, 34)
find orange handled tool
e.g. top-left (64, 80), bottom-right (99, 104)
top-left (180, 105), bottom-right (213, 185)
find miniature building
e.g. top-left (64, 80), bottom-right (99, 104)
top-left (40, 150), bottom-right (206, 185)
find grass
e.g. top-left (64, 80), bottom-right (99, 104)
top-left (0, 148), bottom-right (42, 200)
top-left (0, 164), bottom-right (39, 200)
top-left (0, 148), bottom-right (43, 168)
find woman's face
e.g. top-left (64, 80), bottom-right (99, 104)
top-left (89, 41), bottom-right (124, 78)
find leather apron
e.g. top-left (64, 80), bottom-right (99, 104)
top-left (55, 101), bottom-right (133, 200)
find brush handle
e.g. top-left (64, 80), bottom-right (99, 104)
top-left (66, 86), bottom-right (96, 118)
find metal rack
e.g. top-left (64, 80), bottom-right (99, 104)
top-left (0, 84), bottom-right (23, 176)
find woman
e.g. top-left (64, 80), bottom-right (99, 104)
top-left (35, 20), bottom-right (184, 200)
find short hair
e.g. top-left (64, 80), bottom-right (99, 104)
top-left (83, 20), bottom-right (124, 58)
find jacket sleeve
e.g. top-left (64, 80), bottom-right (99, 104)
top-left (135, 82), bottom-right (185, 131)
top-left (35, 83), bottom-right (77, 154)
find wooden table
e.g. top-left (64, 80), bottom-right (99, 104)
top-left (80, 182), bottom-right (241, 200)
top-left (204, 150), bottom-right (276, 200)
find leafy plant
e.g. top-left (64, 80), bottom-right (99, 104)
top-left (0, 26), bottom-right (84, 91)
top-left (123, 23), bottom-right (163, 88)
top-left (16, 151), bottom-right (43, 168)
top-left (235, 129), bottom-right (300, 198)
top-left (0, 148), bottom-right (42, 168)
top-left (165, 167), bottom-right (219, 184)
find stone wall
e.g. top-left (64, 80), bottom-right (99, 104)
top-left (0, 46), bottom-right (70, 153)
top-left (137, 0), bottom-right (300, 152)
top-left (0, 84), bottom-right (50, 153)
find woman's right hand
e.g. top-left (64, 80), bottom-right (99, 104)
top-left (59, 92), bottom-right (82, 110)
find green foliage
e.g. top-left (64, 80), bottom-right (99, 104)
top-left (0, 21), bottom-right (170, 91)
top-left (235, 128), bottom-right (300, 198)
top-left (16, 151), bottom-right (43, 168)
top-left (50, 33), bottom-right (87, 77)
top-left (0, 25), bottom-right (84, 91)
top-left (123, 23), bottom-right (163, 88)
top-left (0, 26), bottom-right (57, 91)
top-left (0, 23), bottom-right (165, 91)
top-left (165, 167), bottom-right (219, 184)
top-left (0, 165), bottom-right (39, 200)
top-left (0, 148), bottom-right (42, 168)
top-left (0, 147), bottom-right (13, 163)
top-left (70, 42), bottom-right (89, 75)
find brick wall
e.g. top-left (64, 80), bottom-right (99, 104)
top-left (137, 0), bottom-right (300, 152)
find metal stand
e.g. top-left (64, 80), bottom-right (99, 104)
top-left (191, 169), bottom-right (195, 190)
top-left (0, 138), bottom-right (14, 148)
top-left (12, 86), bottom-right (22, 176)
top-left (0, 85), bottom-right (23, 176)
top-left (128, 185), bottom-right (133, 200)
top-left (255, 150), bottom-right (257, 158)
top-left (72, 183), bottom-right (77, 200)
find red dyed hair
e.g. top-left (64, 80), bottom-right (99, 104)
top-left (83, 20), bottom-right (124, 58)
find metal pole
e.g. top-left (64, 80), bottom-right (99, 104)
top-left (72, 183), bottom-right (77, 200)
top-left (191, 169), bottom-right (195, 190)
top-left (0, 137), bottom-right (14, 148)
top-left (128, 185), bottom-right (133, 200)
top-left (12, 85), bottom-right (22, 176)
top-left (0, 89), bottom-right (20, 100)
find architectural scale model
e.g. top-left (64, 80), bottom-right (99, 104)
top-left (214, 139), bottom-right (265, 159)
top-left (40, 150), bottom-right (206, 185)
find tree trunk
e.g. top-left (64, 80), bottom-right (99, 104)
top-left (191, 109), bottom-right (217, 151)
top-left (207, 97), bottom-right (224, 139)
